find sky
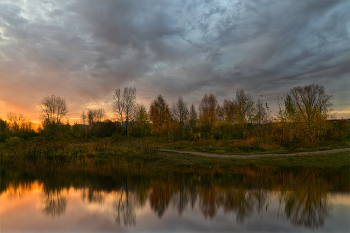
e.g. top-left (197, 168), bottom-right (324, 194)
top-left (0, 0), bottom-right (349, 123)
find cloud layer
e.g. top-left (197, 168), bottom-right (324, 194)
top-left (1, 0), bottom-right (349, 121)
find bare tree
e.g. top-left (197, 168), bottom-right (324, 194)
top-left (6, 112), bottom-right (26, 122)
top-left (114, 87), bottom-right (136, 136)
top-left (87, 108), bottom-right (105, 126)
top-left (6, 112), bottom-right (26, 131)
top-left (114, 89), bottom-right (125, 123)
top-left (39, 95), bottom-right (68, 124)
top-left (81, 111), bottom-right (87, 129)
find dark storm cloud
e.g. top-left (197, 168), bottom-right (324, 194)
top-left (0, 0), bottom-right (349, 121)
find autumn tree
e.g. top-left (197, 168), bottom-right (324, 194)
top-left (288, 84), bottom-right (332, 123)
top-left (172, 96), bottom-right (189, 125)
top-left (234, 89), bottom-right (255, 127)
top-left (215, 104), bottom-right (224, 125)
top-left (149, 95), bottom-right (171, 135)
top-left (171, 96), bottom-right (189, 140)
top-left (254, 98), bottom-right (267, 124)
top-left (39, 95), bottom-right (68, 125)
top-left (285, 84), bottom-right (332, 144)
top-left (131, 104), bottom-right (150, 137)
top-left (284, 94), bottom-right (296, 120)
top-left (221, 99), bottom-right (236, 125)
top-left (214, 99), bottom-right (237, 133)
top-left (189, 104), bottom-right (198, 130)
top-left (114, 87), bottom-right (136, 136)
top-left (198, 93), bottom-right (219, 132)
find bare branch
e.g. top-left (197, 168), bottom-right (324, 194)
top-left (39, 95), bottom-right (68, 124)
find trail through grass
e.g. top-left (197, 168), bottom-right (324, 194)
top-left (159, 147), bottom-right (350, 159)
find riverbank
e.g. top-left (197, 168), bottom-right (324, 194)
top-left (154, 150), bottom-right (350, 173)
top-left (1, 141), bottom-right (350, 174)
top-left (1, 137), bottom-right (349, 174)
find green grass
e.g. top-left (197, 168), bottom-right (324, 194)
top-left (152, 150), bottom-right (350, 173)
top-left (159, 138), bottom-right (350, 155)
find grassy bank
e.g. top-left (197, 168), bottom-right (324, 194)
top-left (159, 138), bottom-right (349, 154)
top-left (1, 137), bottom-right (349, 174)
top-left (156, 151), bottom-right (350, 172)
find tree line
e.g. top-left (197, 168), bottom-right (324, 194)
top-left (1, 84), bottom-right (348, 148)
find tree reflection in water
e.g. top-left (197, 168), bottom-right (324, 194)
top-left (41, 190), bottom-right (67, 218)
top-left (113, 189), bottom-right (136, 226)
top-left (252, 188), bottom-right (268, 217)
top-left (81, 187), bottom-right (105, 204)
top-left (148, 180), bottom-right (257, 223)
top-left (197, 185), bottom-right (258, 223)
top-left (149, 180), bottom-right (174, 217)
top-left (113, 179), bottom-right (137, 226)
top-left (2, 168), bottom-right (347, 230)
top-left (171, 186), bottom-right (190, 216)
top-left (226, 187), bottom-right (254, 224)
top-left (145, 169), bottom-right (338, 227)
top-left (281, 171), bottom-right (329, 229)
top-left (199, 186), bottom-right (218, 219)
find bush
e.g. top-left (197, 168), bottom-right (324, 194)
top-left (130, 123), bottom-right (151, 138)
top-left (231, 131), bottom-right (244, 139)
top-left (96, 120), bottom-right (120, 138)
top-left (0, 133), bottom-right (9, 143)
top-left (5, 136), bottom-right (23, 146)
top-left (212, 132), bottom-right (229, 140)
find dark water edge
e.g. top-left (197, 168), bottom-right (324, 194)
top-left (1, 167), bottom-right (350, 232)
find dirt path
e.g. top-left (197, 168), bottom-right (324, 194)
top-left (159, 148), bottom-right (350, 159)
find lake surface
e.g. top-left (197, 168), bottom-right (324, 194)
top-left (1, 168), bottom-right (349, 232)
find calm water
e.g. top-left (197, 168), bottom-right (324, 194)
top-left (1, 168), bottom-right (349, 232)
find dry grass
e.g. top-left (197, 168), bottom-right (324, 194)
top-left (161, 137), bottom-right (282, 154)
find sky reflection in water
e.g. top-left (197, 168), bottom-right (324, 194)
top-left (1, 170), bottom-right (349, 232)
